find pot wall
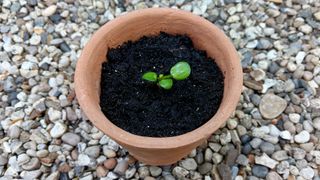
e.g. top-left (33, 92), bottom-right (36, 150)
top-left (75, 8), bottom-right (242, 165)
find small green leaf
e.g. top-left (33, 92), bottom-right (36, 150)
top-left (170, 61), bottom-right (191, 80)
top-left (142, 72), bottom-right (157, 82)
top-left (158, 79), bottom-right (173, 90)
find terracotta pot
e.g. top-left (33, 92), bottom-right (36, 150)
top-left (75, 8), bottom-right (242, 165)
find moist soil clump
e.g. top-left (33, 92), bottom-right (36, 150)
top-left (100, 32), bottom-right (224, 137)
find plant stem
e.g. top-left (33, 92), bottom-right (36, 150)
top-left (158, 74), bottom-right (172, 80)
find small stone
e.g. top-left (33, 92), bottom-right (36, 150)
top-left (300, 167), bottom-right (314, 179)
top-left (85, 146), bottom-right (100, 158)
top-left (255, 153), bottom-right (278, 169)
top-left (250, 138), bottom-right (262, 149)
top-left (149, 166), bottom-right (162, 177)
top-left (104, 158), bottom-right (117, 170)
top-left (314, 12), bottom-right (320, 21)
top-left (289, 113), bottom-right (300, 123)
top-left (21, 158), bottom-right (40, 170)
top-left (27, 0), bottom-right (37, 6)
top-left (172, 166), bottom-right (189, 179)
top-left (299, 24), bottom-right (313, 34)
top-left (0, 155), bottom-right (8, 165)
top-left (250, 69), bottom-right (266, 81)
top-left (60, 42), bottom-right (71, 52)
top-left (292, 148), bottom-right (306, 160)
top-left (280, 131), bottom-right (292, 140)
top-left (296, 52), bottom-right (306, 64)
top-left (226, 149), bottom-right (239, 166)
top-left (138, 166), bottom-right (149, 178)
top-left (259, 94), bottom-right (287, 119)
top-left (313, 117), bottom-right (320, 130)
top-left (61, 133), bottom-right (80, 146)
top-left (227, 119), bottom-right (238, 129)
top-left (294, 130), bottom-right (310, 143)
top-left (42, 5), bottom-right (57, 17)
top-left (77, 154), bottom-right (91, 166)
top-left (217, 164), bottom-right (232, 180)
top-left (180, 158), bottom-right (197, 171)
top-left (257, 39), bottom-right (272, 50)
top-left (204, 148), bottom-right (212, 162)
top-left (272, 150), bottom-right (289, 161)
top-left (8, 126), bottom-right (20, 139)
top-left (260, 142), bottom-right (275, 155)
top-left (266, 171), bottom-right (282, 180)
top-left (29, 35), bottom-right (41, 45)
top-left (48, 108), bottom-right (61, 122)
top-left (18, 154), bottom-right (30, 165)
top-left (96, 166), bottom-right (108, 178)
top-left (103, 147), bottom-right (116, 158)
top-left (212, 153), bottom-right (223, 164)
top-left (242, 144), bottom-right (252, 155)
top-left (198, 162), bottom-right (213, 175)
top-left (50, 122), bottom-right (67, 138)
top-left (125, 167), bottom-right (136, 179)
top-left (114, 160), bottom-right (128, 176)
top-left (236, 154), bottom-right (248, 166)
top-left (252, 165), bottom-right (269, 178)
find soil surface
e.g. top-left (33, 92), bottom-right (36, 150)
top-left (100, 32), bottom-right (224, 137)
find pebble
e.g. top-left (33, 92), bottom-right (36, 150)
top-left (77, 154), bottom-right (92, 166)
top-left (313, 118), bottom-right (320, 130)
top-left (266, 171), bottom-right (282, 180)
top-left (42, 5), bottom-right (57, 17)
top-left (250, 138), bottom-right (262, 149)
top-left (138, 166), bottom-right (150, 178)
top-left (113, 160), bottom-right (128, 176)
top-left (96, 166), bottom-right (108, 178)
top-left (299, 24), bottom-right (313, 34)
top-left (252, 165), bottom-right (269, 178)
top-left (289, 113), bottom-right (300, 123)
top-left (180, 158), bottom-right (197, 171)
top-left (292, 148), bottom-right (306, 160)
top-left (50, 122), bottom-right (67, 138)
top-left (21, 158), bottom-right (40, 170)
top-left (260, 142), bottom-right (275, 155)
top-left (272, 150), bottom-right (289, 161)
top-left (300, 167), bottom-right (314, 179)
top-left (236, 154), bottom-right (248, 166)
top-left (0, 155), bottom-right (8, 166)
top-left (198, 162), bottom-right (212, 175)
top-left (172, 166), bottom-right (189, 179)
top-left (85, 146), bottom-right (100, 158)
top-left (61, 133), bottom-right (80, 146)
top-left (280, 130), bottom-right (292, 140)
top-left (8, 126), bottom-right (21, 139)
top-left (255, 153), bottom-right (278, 169)
top-left (125, 167), bottom-right (136, 179)
top-left (294, 130), bottom-right (310, 143)
top-left (103, 158), bottom-right (117, 170)
top-left (149, 166), bottom-right (162, 177)
top-left (259, 94), bottom-right (287, 119)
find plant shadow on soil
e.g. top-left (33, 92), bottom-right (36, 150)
top-left (100, 32), bottom-right (224, 137)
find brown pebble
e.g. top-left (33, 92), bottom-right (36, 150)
top-left (96, 165), bottom-right (108, 178)
top-left (103, 158), bottom-right (117, 170)
top-left (71, 149), bottom-right (78, 160)
top-left (58, 163), bottom-right (71, 172)
top-left (248, 154), bottom-right (255, 164)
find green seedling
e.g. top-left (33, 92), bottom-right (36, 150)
top-left (142, 61), bottom-right (191, 90)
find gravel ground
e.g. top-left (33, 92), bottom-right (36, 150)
top-left (1, 0), bottom-right (320, 179)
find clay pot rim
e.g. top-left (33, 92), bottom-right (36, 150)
top-left (75, 8), bottom-right (242, 149)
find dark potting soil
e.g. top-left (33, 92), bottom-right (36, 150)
top-left (100, 32), bottom-right (224, 137)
